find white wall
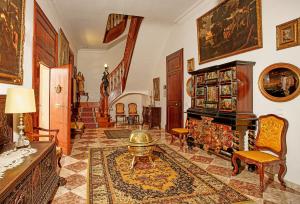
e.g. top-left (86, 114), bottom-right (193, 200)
top-left (0, 0), bottom-right (77, 140)
top-left (150, 0), bottom-right (300, 185)
top-left (125, 19), bottom-right (173, 93)
top-left (77, 39), bottom-right (126, 101)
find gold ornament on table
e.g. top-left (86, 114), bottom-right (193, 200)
top-left (5, 88), bottom-right (36, 148)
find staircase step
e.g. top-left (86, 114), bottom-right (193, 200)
top-left (80, 117), bottom-right (96, 123)
top-left (80, 112), bottom-right (95, 117)
top-left (80, 107), bottom-right (98, 112)
top-left (84, 123), bottom-right (99, 129)
top-left (79, 102), bottom-right (99, 107)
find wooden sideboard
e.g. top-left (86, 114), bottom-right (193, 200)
top-left (0, 142), bottom-right (59, 204)
top-left (0, 95), bottom-right (13, 150)
top-left (142, 106), bottom-right (161, 129)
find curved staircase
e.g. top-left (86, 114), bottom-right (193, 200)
top-left (97, 16), bottom-right (143, 127)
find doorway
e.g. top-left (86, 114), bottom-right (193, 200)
top-left (39, 63), bottom-right (72, 155)
top-left (166, 49), bottom-right (184, 132)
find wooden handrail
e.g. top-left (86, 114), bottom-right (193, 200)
top-left (103, 14), bottom-right (128, 43)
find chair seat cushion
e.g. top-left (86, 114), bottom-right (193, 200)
top-left (56, 146), bottom-right (62, 156)
top-left (172, 128), bottom-right (189, 134)
top-left (235, 151), bottom-right (279, 163)
top-left (71, 122), bottom-right (84, 130)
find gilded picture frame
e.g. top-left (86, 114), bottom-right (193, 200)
top-left (0, 0), bottom-right (25, 84)
top-left (259, 63), bottom-right (300, 102)
top-left (187, 58), bottom-right (195, 72)
top-left (58, 29), bottom-right (69, 66)
top-left (197, 0), bottom-right (262, 64)
top-left (276, 18), bottom-right (300, 50)
top-left (186, 77), bottom-right (194, 97)
top-left (153, 77), bottom-right (160, 101)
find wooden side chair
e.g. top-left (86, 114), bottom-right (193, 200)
top-left (171, 119), bottom-right (190, 149)
top-left (71, 113), bottom-right (85, 138)
top-left (128, 103), bottom-right (139, 124)
top-left (115, 103), bottom-right (126, 123)
top-left (24, 114), bottom-right (63, 168)
top-left (232, 114), bottom-right (288, 192)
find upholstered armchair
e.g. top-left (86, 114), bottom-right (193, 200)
top-left (128, 103), bottom-right (139, 124)
top-left (232, 114), bottom-right (288, 192)
top-left (115, 103), bottom-right (126, 123)
top-left (24, 114), bottom-right (63, 168)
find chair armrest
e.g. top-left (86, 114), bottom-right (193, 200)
top-left (32, 127), bottom-right (59, 144)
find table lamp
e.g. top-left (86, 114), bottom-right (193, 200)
top-left (5, 88), bottom-right (36, 148)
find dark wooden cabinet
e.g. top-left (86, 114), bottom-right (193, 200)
top-left (0, 142), bottom-right (59, 204)
top-left (142, 106), bottom-right (161, 129)
top-left (187, 61), bottom-right (256, 158)
top-left (0, 95), bottom-right (13, 151)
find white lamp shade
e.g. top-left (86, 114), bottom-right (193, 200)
top-left (5, 88), bottom-right (36, 113)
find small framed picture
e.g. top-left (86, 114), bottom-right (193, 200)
top-left (276, 18), bottom-right (300, 50)
top-left (187, 58), bottom-right (195, 72)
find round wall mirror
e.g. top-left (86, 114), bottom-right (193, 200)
top-left (259, 63), bottom-right (300, 102)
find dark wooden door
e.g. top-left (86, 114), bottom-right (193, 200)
top-left (33, 2), bottom-right (58, 127)
top-left (166, 49), bottom-right (184, 132)
top-left (50, 65), bottom-right (72, 155)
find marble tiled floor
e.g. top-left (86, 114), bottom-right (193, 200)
top-left (52, 126), bottom-right (300, 204)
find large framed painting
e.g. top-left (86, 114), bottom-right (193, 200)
top-left (197, 0), bottom-right (262, 64)
top-left (0, 0), bottom-right (25, 84)
top-left (153, 77), bottom-right (160, 101)
top-left (58, 29), bottom-right (69, 66)
top-left (259, 63), bottom-right (300, 102)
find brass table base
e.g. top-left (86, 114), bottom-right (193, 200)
top-left (128, 145), bottom-right (156, 171)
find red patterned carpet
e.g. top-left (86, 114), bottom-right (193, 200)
top-left (51, 127), bottom-right (300, 204)
top-left (88, 145), bottom-right (252, 203)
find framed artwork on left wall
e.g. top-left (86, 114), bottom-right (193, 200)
top-left (0, 0), bottom-right (25, 84)
top-left (59, 29), bottom-right (70, 66)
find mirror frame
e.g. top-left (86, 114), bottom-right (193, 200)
top-left (259, 63), bottom-right (300, 102)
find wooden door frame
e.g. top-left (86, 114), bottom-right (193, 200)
top-left (32, 1), bottom-right (58, 127)
top-left (166, 48), bottom-right (184, 131)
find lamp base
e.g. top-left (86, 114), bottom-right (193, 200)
top-left (15, 113), bottom-right (31, 149)
top-left (16, 144), bottom-right (30, 149)
top-left (15, 137), bottom-right (30, 149)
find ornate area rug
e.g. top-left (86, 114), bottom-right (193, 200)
top-left (88, 145), bottom-right (253, 204)
top-left (104, 129), bottom-right (132, 139)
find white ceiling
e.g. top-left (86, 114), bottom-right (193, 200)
top-left (50, 0), bottom-right (203, 49)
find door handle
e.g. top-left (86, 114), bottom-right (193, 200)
top-left (55, 103), bottom-right (62, 107)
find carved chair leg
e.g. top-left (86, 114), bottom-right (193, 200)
top-left (258, 164), bottom-right (265, 192)
top-left (179, 134), bottom-right (184, 150)
top-left (231, 154), bottom-right (240, 176)
top-left (58, 156), bottom-right (62, 168)
top-left (278, 163), bottom-right (287, 188)
top-left (170, 133), bottom-right (175, 144)
top-left (58, 176), bottom-right (67, 186)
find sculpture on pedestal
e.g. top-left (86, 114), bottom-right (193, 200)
top-left (102, 65), bottom-right (109, 96)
